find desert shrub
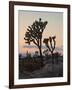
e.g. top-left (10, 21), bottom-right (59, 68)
top-left (19, 57), bottom-right (43, 72)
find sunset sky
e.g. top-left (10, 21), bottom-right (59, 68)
top-left (18, 10), bottom-right (63, 55)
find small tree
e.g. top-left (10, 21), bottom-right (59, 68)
top-left (43, 36), bottom-right (56, 64)
top-left (24, 18), bottom-right (48, 64)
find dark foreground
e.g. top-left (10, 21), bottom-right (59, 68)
top-left (19, 56), bottom-right (63, 79)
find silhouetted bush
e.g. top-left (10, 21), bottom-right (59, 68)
top-left (19, 57), bottom-right (43, 72)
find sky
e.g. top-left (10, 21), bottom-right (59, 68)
top-left (18, 10), bottom-right (63, 55)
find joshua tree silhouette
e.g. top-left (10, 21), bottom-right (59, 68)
top-left (43, 36), bottom-right (56, 64)
top-left (24, 18), bottom-right (48, 66)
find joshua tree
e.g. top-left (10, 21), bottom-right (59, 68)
top-left (43, 36), bottom-right (56, 64)
top-left (24, 18), bottom-right (48, 65)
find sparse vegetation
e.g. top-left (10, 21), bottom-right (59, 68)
top-left (19, 54), bottom-right (63, 79)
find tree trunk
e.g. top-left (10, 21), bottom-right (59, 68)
top-left (51, 52), bottom-right (54, 64)
top-left (39, 47), bottom-right (43, 67)
top-left (38, 38), bottom-right (43, 67)
top-left (39, 46), bottom-right (42, 57)
top-left (51, 52), bottom-right (54, 74)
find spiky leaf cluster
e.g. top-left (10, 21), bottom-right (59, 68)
top-left (24, 18), bottom-right (48, 46)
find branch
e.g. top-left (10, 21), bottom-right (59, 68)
top-left (52, 39), bottom-right (56, 51)
top-left (46, 44), bottom-right (52, 52)
top-left (33, 40), bottom-right (38, 46)
top-left (49, 41), bottom-right (52, 50)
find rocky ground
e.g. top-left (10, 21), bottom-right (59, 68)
top-left (19, 61), bottom-right (63, 79)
